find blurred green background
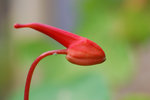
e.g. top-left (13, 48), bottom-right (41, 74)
top-left (0, 0), bottom-right (150, 100)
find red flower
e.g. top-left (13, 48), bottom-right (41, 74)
top-left (14, 23), bottom-right (106, 100)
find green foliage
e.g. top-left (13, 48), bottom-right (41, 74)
top-left (76, 0), bottom-right (135, 88)
top-left (10, 74), bottom-right (110, 100)
top-left (122, 94), bottom-right (150, 100)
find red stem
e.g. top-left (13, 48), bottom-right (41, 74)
top-left (24, 49), bottom-right (67, 100)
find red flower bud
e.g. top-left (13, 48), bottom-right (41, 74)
top-left (14, 23), bottom-right (106, 100)
top-left (14, 23), bottom-right (105, 65)
top-left (66, 39), bottom-right (105, 65)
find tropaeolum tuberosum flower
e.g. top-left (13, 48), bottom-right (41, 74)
top-left (14, 23), bottom-right (106, 100)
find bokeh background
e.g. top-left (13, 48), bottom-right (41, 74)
top-left (0, 0), bottom-right (150, 100)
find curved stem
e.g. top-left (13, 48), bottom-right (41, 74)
top-left (24, 49), bottom-right (67, 100)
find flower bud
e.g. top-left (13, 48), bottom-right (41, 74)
top-left (66, 38), bottom-right (105, 65)
top-left (14, 23), bottom-right (105, 66)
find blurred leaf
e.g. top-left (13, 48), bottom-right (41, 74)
top-left (76, 0), bottom-right (135, 88)
top-left (122, 12), bottom-right (150, 43)
top-left (10, 73), bottom-right (111, 100)
top-left (122, 94), bottom-right (150, 100)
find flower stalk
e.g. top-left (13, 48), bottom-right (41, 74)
top-left (24, 50), bottom-right (67, 100)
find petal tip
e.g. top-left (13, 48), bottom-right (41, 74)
top-left (14, 23), bottom-right (20, 28)
top-left (14, 23), bottom-right (26, 28)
